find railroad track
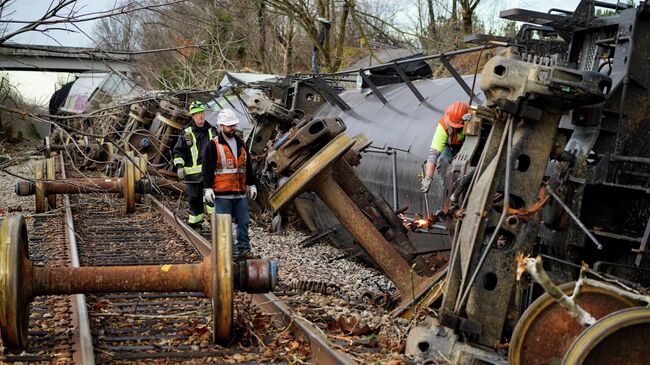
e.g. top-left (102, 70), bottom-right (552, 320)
top-left (0, 154), bottom-right (356, 364)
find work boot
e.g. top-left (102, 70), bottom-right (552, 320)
top-left (235, 250), bottom-right (260, 261)
top-left (188, 223), bottom-right (203, 232)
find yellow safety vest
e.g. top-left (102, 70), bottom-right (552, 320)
top-left (182, 126), bottom-right (213, 175)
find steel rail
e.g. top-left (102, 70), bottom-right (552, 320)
top-left (59, 153), bottom-right (96, 365)
top-left (147, 195), bottom-right (356, 365)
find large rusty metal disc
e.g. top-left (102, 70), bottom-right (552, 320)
top-left (123, 154), bottom-right (136, 213)
top-left (269, 133), bottom-right (355, 212)
top-left (562, 306), bottom-right (650, 365)
top-left (34, 160), bottom-right (46, 213)
top-left (156, 113), bottom-right (184, 130)
top-left (212, 213), bottom-right (233, 342)
top-left (139, 154), bottom-right (148, 199)
top-left (138, 154), bottom-right (148, 183)
top-left (509, 282), bottom-right (638, 365)
top-left (125, 130), bottom-right (161, 162)
top-left (0, 215), bottom-right (31, 349)
top-left (133, 155), bottom-right (147, 203)
top-left (46, 157), bottom-right (56, 210)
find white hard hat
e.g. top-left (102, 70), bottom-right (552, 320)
top-left (217, 108), bottom-right (239, 126)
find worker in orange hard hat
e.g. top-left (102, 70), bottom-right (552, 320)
top-left (420, 101), bottom-right (471, 193)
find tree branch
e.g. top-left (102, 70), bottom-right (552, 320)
top-left (516, 254), bottom-right (596, 327)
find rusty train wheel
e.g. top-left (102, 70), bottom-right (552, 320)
top-left (133, 154), bottom-right (147, 203)
top-left (139, 154), bottom-right (148, 200)
top-left (509, 282), bottom-right (638, 365)
top-left (562, 306), bottom-right (650, 365)
top-left (268, 133), bottom-right (355, 212)
top-left (46, 157), bottom-right (57, 210)
top-left (212, 213), bottom-right (233, 342)
top-left (157, 113), bottom-right (184, 130)
top-left (125, 129), bottom-right (161, 162)
top-left (34, 160), bottom-right (46, 213)
top-left (0, 216), bottom-right (31, 349)
top-left (123, 153), bottom-right (136, 213)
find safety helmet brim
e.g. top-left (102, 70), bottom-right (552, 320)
top-left (219, 119), bottom-right (238, 126)
top-left (444, 114), bottom-right (464, 129)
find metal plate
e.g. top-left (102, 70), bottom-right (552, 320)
top-left (509, 282), bottom-right (638, 365)
top-left (562, 306), bottom-right (650, 365)
top-left (212, 213), bottom-right (233, 342)
top-left (269, 133), bottom-right (354, 212)
top-left (0, 216), bottom-right (30, 349)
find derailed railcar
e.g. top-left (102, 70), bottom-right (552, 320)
top-left (239, 0), bottom-right (650, 363)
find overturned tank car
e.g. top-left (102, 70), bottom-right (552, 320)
top-left (232, 0), bottom-right (650, 363)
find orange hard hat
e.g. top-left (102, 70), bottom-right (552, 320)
top-left (444, 101), bottom-right (470, 128)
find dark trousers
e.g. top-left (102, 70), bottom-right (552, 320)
top-left (185, 174), bottom-right (206, 225)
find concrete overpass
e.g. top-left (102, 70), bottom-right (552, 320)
top-left (0, 43), bottom-right (137, 74)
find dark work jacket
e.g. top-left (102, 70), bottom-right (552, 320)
top-left (201, 132), bottom-right (257, 196)
top-left (172, 123), bottom-right (216, 173)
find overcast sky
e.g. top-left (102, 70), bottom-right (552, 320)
top-left (1, 0), bottom-right (591, 47)
top-left (0, 0), bottom-right (615, 105)
top-left (2, 0), bottom-right (117, 47)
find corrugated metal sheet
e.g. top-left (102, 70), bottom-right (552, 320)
top-left (314, 75), bottom-right (484, 215)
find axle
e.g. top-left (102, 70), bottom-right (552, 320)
top-left (30, 255), bottom-right (274, 296)
top-left (0, 214), bottom-right (278, 349)
top-left (15, 177), bottom-right (148, 196)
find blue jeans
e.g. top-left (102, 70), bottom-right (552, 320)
top-left (213, 197), bottom-right (250, 254)
top-left (436, 146), bottom-right (455, 187)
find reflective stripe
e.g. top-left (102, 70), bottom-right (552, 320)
top-left (186, 166), bottom-right (202, 174)
top-left (205, 204), bottom-right (214, 214)
top-left (214, 193), bottom-right (247, 199)
top-left (173, 157), bottom-right (185, 166)
top-left (215, 142), bottom-right (246, 175)
top-left (188, 213), bottom-right (203, 224)
top-left (188, 127), bottom-right (199, 173)
top-left (215, 168), bottom-right (247, 174)
top-left (216, 141), bottom-right (227, 171)
top-left (184, 127), bottom-right (213, 175)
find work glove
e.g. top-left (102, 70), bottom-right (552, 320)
top-left (420, 175), bottom-right (433, 193)
top-left (176, 167), bottom-right (187, 180)
top-left (203, 188), bottom-right (215, 203)
top-left (247, 185), bottom-right (258, 200)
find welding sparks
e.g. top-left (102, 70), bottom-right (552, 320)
top-left (399, 214), bottom-right (435, 231)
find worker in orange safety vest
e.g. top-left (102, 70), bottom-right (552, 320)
top-left (201, 108), bottom-right (257, 260)
top-left (420, 101), bottom-right (471, 193)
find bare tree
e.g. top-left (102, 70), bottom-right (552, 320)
top-left (93, 1), bottom-right (138, 51)
top-left (274, 15), bottom-right (296, 73)
top-left (263, 0), bottom-right (353, 72)
top-left (427, 0), bottom-right (437, 39)
top-left (459, 0), bottom-right (480, 35)
top-left (0, 0), bottom-right (187, 45)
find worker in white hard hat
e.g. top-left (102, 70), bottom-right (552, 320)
top-left (201, 108), bottom-right (257, 260)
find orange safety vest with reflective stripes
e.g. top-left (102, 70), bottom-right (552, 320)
top-left (437, 118), bottom-right (464, 146)
top-left (211, 138), bottom-right (247, 193)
